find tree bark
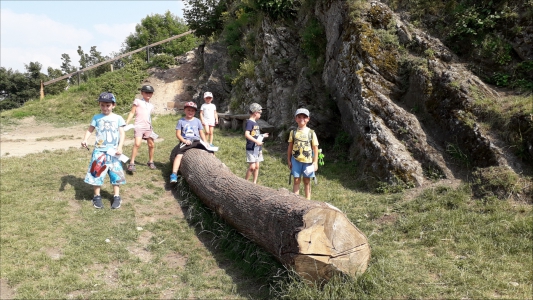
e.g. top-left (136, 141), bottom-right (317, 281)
top-left (171, 147), bottom-right (371, 283)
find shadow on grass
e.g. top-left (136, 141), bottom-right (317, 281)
top-left (163, 172), bottom-right (279, 299)
top-left (59, 174), bottom-right (96, 201)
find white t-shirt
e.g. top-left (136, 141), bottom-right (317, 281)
top-left (200, 103), bottom-right (217, 125)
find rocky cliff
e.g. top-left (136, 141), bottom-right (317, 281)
top-left (192, 0), bottom-right (532, 188)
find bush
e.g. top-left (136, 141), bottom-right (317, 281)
top-left (149, 54), bottom-right (176, 69)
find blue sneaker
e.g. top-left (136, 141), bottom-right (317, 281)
top-left (92, 195), bottom-right (103, 209)
top-left (170, 173), bottom-right (178, 183)
top-left (210, 143), bottom-right (215, 147)
top-left (111, 196), bottom-right (121, 209)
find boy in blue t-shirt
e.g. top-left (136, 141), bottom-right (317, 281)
top-left (170, 102), bottom-right (211, 183)
top-left (244, 103), bottom-right (269, 184)
top-left (81, 92), bottom-right (126, 209)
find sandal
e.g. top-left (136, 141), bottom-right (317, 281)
top-left (127, 164), bottom-right (136, 172)
top-left (147, 162), bottom-right (156, 170)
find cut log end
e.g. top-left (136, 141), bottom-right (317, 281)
top-left (293, 207), bottom-right (371, 282)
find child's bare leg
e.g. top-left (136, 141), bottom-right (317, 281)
top-left (172, 154), bottom-right (183, 174)
top-left (93, 186), bottom-right (101, 196)
top-left (253, 163), bottom-right (259, 184)
top-left (147, 138), bottom-right (155, 163)
top-left (245, 162), bottom-right (256, 181)
top-left (293, 177), bottom-right (301, 195)
top-left (208, 126), bottom-right (214, 144)
top-left (303, 177), bottom-right (311, 200)
top-left (130, 136), bottom-right (143, 164)
top-left (113, 185), bottom-right (120, 196)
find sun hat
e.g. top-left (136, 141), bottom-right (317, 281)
top-left (141, 85), bottom-right (155, 92)
top-left (98, 92), bottom-right (116, 103)
top-left (249, 103), bottom-right (262, 113)
top-left (204, 91), bottom-right (213, 98)
top-left (295, 108), bottom-right (310, 117)
top-left (184, 101), bottom-right (198, 110)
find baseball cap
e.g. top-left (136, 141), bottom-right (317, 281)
top-left (204, 91), bottom-right (213, 98)
top-left (98, 92), bottom-right (116, 103)
top-left (295, 108), bottom-right (310, 117)
top-left (249, 103), bottom-right (262, 113)
top-left (141, 85), bottom-right (155, 93)
top-left (184, 101), bottom-right (198, 110)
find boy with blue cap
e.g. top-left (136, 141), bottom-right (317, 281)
top-left (81, 92), bottom-right (126, 209)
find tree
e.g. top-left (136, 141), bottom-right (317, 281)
top-left (183, 0), bottom-right (226, 38)
top-left (0, 65), bottom-right (41, 110)
top-left (60, 53), bottom-right (76, 75)
top-left (125, 11), bottom-right (198, 57)
top-left (45, 67), bottom-right (67, 95)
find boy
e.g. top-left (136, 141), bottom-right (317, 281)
top-left (170, 102), bottom-right (210, 183)
top-left (81, 92), bottom-right (126, 209)
top-left (245, 103), bottom-right (269, 184)
top-left (287, 108), bottom-right (319, 200)
top-left (199, 91), bottom-right (218, 146)
top-left (125, 84), bottom-right (156, 172)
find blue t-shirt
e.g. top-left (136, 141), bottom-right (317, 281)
top-left (176, 117), bottom-right (203, 141)
top-left (90, 113), bottom-right (126, 151)
top-left (245, 119), bottom-right (262, 151)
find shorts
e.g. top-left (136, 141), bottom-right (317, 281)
top-left (290, 156), bottom-right (315, 178)
top-left (175, 140), bottom-right (211, 155)
top-left (246, 150), bottom-right (264, 163)
top-left (134, 128), bottom-right (153, 140)
top-left (84, 149), bottom-right (126, 186)
top-left (203, 119), bottom-right (215, 127)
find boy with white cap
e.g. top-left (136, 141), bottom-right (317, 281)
top-left (287, 108), bottom-right (319, 200)
top-left (199, 91), bottom-right (218, 146)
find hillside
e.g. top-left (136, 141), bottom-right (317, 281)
top-left (187, 0), bottom-right (532, 199)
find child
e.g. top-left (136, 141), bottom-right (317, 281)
top-left (170, 102), bottom-right (210, 183)
top-left (81, 92), bottom-right (126, 209)
top-left (287, 108), bottom-right (319, 200)
top-left (245, 103), bottom-right (269, 184)
top-left (199, 91), bottom-right (218, 146)
top-left (125, 85), bottom-right (156, 172)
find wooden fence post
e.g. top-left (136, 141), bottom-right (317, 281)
top-left (40, 80), bottom-right (44, 100)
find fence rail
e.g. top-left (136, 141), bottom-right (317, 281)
top-left (43, 30), bottom-right (194, 86)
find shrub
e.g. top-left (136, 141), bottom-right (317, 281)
top-left (149, 54), bottom-right (176, 69)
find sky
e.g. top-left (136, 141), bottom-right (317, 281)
top-left (1, 1), bottom-right (186, 73)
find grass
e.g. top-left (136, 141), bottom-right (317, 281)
top-left (1, 111), bottom-right (531, 298)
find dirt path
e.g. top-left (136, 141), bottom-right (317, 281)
top-left (0, 51), bottom-right (199, 158)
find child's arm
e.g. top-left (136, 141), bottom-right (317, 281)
top-left (287, 142), bottom-right (293, 170)
top-left (214, 110), bottom-right (219, 125)
top-left (125, 105), bottom-right (136, 124)
top-left (312, 144), bottom-right (319, 171)
top-left (81, 126), bottom-right (95, 149)
top-left (116, 126), bottom-right (125, 155)
top-left (245, 130), bottom-right (263, 146)
top-left (175, 129), bottom-right (190, 145)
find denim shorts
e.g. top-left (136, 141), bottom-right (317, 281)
top-left (290, 156), bottom-right (315, 178)
top-left (84, 149), bottom-right (126, 186)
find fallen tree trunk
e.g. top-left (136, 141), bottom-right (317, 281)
top-left (171, 148), bottom-right (371, 283)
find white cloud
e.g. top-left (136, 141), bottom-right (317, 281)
top-left (1, 9), bottom-right (94, 72)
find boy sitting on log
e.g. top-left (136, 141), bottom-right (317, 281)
top-left (170, 102), bottom-right (212, 183)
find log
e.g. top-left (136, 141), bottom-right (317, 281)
top-left (170, 148), bottom-right (371, 283)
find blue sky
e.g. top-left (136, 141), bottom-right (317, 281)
top-left (1, 1), bottom-right (186, 73)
